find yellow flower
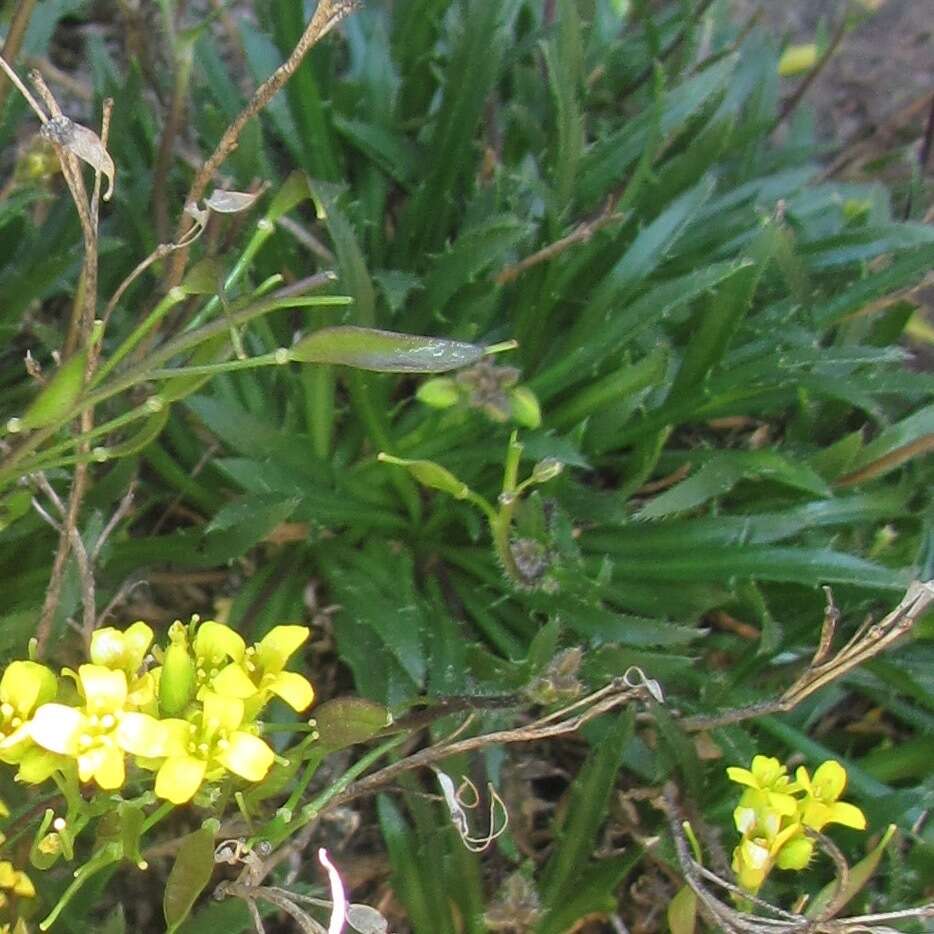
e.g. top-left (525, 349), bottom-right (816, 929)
top-left (0, 661), bottom-right (58, 760)
top-left (727, 755), bottom-right (799, 826)
top-left (28, 665), bottom-right (166, 790)
top-left (192, 621), bottom-right (256, 700)
top-left (0, 863), bottom-right (33, 899)
top-left (153, 691), bottom-right (275, 804)
top-left (242, 625), bottom-right (314, 712)
top-left (90, 622), bottom-right (153, 674)
top-left (731, 819), bottom-right (803, 892)
top-left (794, 760), bottom-right (866, 832)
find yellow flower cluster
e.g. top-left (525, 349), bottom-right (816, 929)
top-left (0, 620), bottom-right (314, 805)
top-left (727, 755), bottom-right (866, 892)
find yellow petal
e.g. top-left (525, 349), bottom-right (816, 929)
top-left (194, 621), bottom-right (245, 665)
top-left (778, 44), bottom-right (818, 77)
top-left (211, 663), bottom-right (258, 700)
top-left (750, 756), bottom-right (784, 787)
top-left (795, 765), bottom-right (812, 792)
top-left (0, 661), bottom-right (57, 717)
top-left (812, 760), bottom-right (847, 800)
top-left (766, 791), bottom-right (798, 817)
top-left (827, 801), bottom-right (866, 830)
top-left (123, 621), bottom-right (155, 668)
top-left (733, 805), bottom-right (756, 835)
top-left (255, 626), bottom-right (309, 673)
top-left (78, 665), bottom-right (127, 715)
top-left (775, 836), bottom-right (813, 870)
top-left (726, 766), bottom-right (758, 788)
top-left (801, 800), bottom-right (833, 831)
top-left (15, 747), bottom-right (63, 784)
top-left (203, 691), bottom-right (244, 736)
top-left (0, 862), bottom-right (15, 888)
top-left (117, 712), bottom-right (168, 758)
top-left (265, 671), bottom-right (315, 712)
top-left (156, 755), bottom-right (207, 804)
top-left (216, 731), bottom-right (274, 782)
top-left (12, 871), bottom-right (35, 898)
top-left (90, 622), bottom-right (153, 672)
top-left (28, 704), bottom-right (82, 755)
top-left (88, 745), bottom-right (125, 790)
top-left (159, 718), bottom-right (196, 757)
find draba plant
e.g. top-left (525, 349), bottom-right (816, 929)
top-left (0, 0), bottom-right (933, 930)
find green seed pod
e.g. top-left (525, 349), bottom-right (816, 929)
top-left (19, 351), bottom-right (87, 431)
top-left (377, 453), bottom-right (470, 499)
top-left (508, 386), bottom-right (542, 429)
top-left (159, 624), bottom-right (195, 716)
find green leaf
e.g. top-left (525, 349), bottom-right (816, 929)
top-left (18, 350), bottom-right (86, 431)
top-left (604, 546), bottom-right (907, 590)
top-left (541, 710), bottom-right (635, 905)
top-left (314, 697), bottom-right (394, 750)
top-left (667, 885), bottom-right (697, 934)
top-left (164, 823), bottom-right (218, 933)
top-left (289, 326), bottom-right (485, 372)
top-left (205, 494), bottom-right (300, 535)
top-left (578, 55), bottom-right (736, 204)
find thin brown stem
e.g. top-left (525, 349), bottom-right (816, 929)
top-left (682, 581), bottom-right (934, 732)
top-left (0, 0), bottom-right (39, 112)
top-left (494, 206), bottom-right (625, 285)
top-left (165, 0), bottom-right (358, 287)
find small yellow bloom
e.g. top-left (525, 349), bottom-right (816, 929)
top-left (731, 814), bottom-right (804, 892)
top-left (795, 760), bottom-right (866, 831)
top-left (192, 621), bottom-right (255, 699)
top-left (778, 44), bottom-right (818, 77)
top-left (0, 661), bottom-right (58, 761)
top-left (28, 665), bottom-right (167, 790)
top-left (727, 754), bottom-right (799, 819)
top-left (90, 621), bottom-right (153, 675)
top-left (0, 862), bottom-right (34, 899)
top-left (243, 625), bottom-right (314, 712)
top-left (153, 691), bottom-right (275, 804)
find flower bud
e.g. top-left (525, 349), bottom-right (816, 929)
top-left (508, 386), bottom-right (542, 429)
top-left (159, 624), bottom-right (195, 716)
top-left (416, 377), bottom-right (461, 409)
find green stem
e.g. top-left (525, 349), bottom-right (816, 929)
top-left (39, 842), bottom-right (122, 931)
top-left (147, 350), bottom-right (286, 379)
top-left (93, 289), bottom-right (187, 388)
top-left (185, 219), bottom-right (277, 331)
top-left (0, 294), bottom-right (350, 488)
top-left (258, 734), bottom-right (407, 850)
top-left (141, 800), bottom-right (175, 834)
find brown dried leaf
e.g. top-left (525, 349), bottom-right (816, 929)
top-left (203, 189), bottom-right (262, 214)
top-left (41, 116), bottom-right (115, 200)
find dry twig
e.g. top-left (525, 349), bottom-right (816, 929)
top-left (165, 0), bottom-right (358, 286)
top-left (681, 580), bottom-right (934, 732)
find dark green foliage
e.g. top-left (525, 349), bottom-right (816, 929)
top-left (0, 0), bottom-right (932, 930)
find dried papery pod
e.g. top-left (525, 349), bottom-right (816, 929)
top-left (346, 904), bottom-right (389, 934)
top-left (203, 189), bottom-right (263, 214)
top-left (39, 115), bottom-right (115, 200)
